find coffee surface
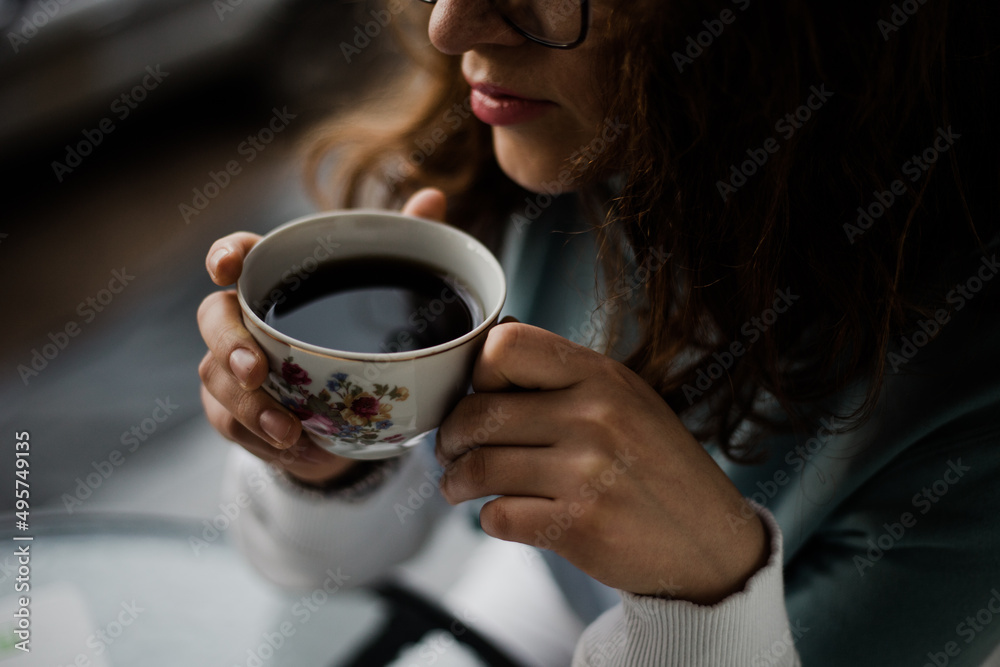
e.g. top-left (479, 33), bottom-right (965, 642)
top-left (260, 256), bottom-right (480, 353)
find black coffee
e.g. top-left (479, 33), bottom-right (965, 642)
top-left (259, 256), bottom-right (481, 353)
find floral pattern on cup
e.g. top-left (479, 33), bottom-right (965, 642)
top-left (266, 358), bottom-right (411, 446)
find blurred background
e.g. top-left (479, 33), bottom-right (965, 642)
top-left (2, 1), bottom-right (999, 665)
top-left (0, 0), bottom-right (409, 514)
top-left (0, 2), bottom-right (508, 665)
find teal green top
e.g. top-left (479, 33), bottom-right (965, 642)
top-left (501, 201), bottom-right (1000, 665)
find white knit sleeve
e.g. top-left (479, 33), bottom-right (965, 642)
top-left (572, 504), bottom-right (800, 666)
top-left (220, 441), bottom-right (451, 590)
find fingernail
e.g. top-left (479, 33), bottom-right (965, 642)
top-left (260, 410), bottom-right (294, 447)
top-left (210, 247), bottom-right (230, 277)
top-left (229, 348), bottom-right (257, 386)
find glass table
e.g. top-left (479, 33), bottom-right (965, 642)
top-left (0, 511), bottom-right (392, 667)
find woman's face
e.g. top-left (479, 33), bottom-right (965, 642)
top-left (427, 0), bottom-right (611, 194)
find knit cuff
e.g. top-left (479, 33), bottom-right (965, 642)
top-left (276, 455), bottom-right (404, 503)
top-left (573, 503), bottom-right (798, 666)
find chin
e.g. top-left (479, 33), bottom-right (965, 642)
top-left (493, 128), bottom-right (578, 196)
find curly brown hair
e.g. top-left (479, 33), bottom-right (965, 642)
top-left (304, 0), bottom-right (1000, 462)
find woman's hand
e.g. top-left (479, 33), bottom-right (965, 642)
top-left (198, 188), bottom-right (448, 487)
top-left (436, 323), bottom-right (770, 604)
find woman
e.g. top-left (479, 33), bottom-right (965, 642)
top-left (198, 0), bottom-right (1000, 663)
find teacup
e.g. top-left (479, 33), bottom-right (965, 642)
top-left (236, 210), bottom-right (506, 459)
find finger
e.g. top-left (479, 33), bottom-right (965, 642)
top-left (197, 290), bottom-right (267, 390)
top-left (439, 445), bottom-right (574, 504)
top-left (206, 232), bottom-right (262, 286)
top-left (472, 322), bottom-right (604, 393)
top-left (202, 382), bottom-right (292, 453)
top-left (436, 391), bottom-right (566, 465)
top-left (201, 386), bottom-right (354, 483)
top-left (477, 495), bottom-right (566, 548)
top-left (401, 187), bottom-right (447, 221)
top-left (199, 350), bottom-right (301, 448)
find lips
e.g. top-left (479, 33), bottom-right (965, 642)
top-left (467, 82), bottom-right (557, 126)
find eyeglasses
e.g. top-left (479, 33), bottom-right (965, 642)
top-left (416, 0), bottom-right (589, 49)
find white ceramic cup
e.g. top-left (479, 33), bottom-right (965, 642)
top-left (236, 210), bottom-right (506, 460)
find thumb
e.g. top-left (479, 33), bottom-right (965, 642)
top-left (402, 187), bottom-right (447, 222)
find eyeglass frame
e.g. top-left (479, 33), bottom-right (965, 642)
top-left (415, 0), bottom-right (590, 49)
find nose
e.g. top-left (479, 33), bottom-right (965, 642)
top-left (428, 0), bottom-right (525, 55)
